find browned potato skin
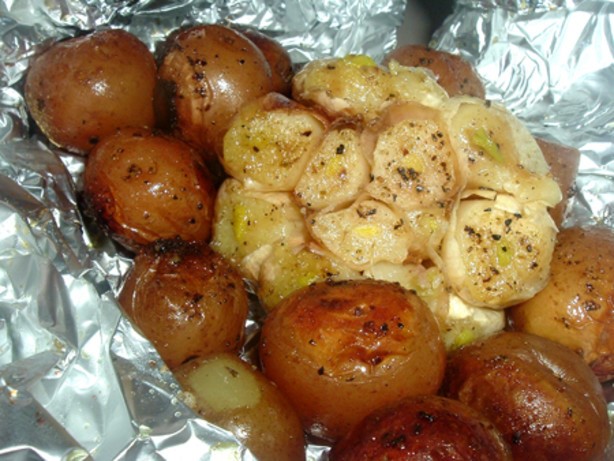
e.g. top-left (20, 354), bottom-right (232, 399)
top-left (24, 29), bottom-right (156, 154)
top-left (508, 225), bottom-right (614, 382)
top-left (383, 44), bottom-right (485, 98)
top-left (329, 395), bottom-right (512, 461)
top-left (241, 29), bottom-right (294, 96)
top-left (118, 239), bottom-right (248, 370)
top-left (441, 331), bottom-right (610, 461)
top-left (157, 24), bottom-right (274, 163)
top-left (82, 128), bottom-right (216, 252)
top-left (535, 138), bottom-right (580, 226)
top-left (259, 279), bottom-right (446, 442)
top-left (174, 352), bottom-right (306, 461)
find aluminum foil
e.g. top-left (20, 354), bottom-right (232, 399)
top-left (0, 0), bottom-right (612, 459)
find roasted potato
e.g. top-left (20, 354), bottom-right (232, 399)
top-left (329, 395), bottom-right (512, 460)
top-left (82, 128), bottom-right (216, 252)
top-left (508, 225), bottom-right (614, 382)
top-left (24, 29), bottom-right (156, 154)
top-left (382, 44), bottom-right (485, 98)
top-left (118, 239), bottom-right (249, 370)
top-left (259, 279), bottom-right (446, 442)
top-left (175, 352), bottom-right (306, 461)
top-left (241, 29), bottom-right (294, 96)
top-left (157, 24), bottom-right (273, 163)
top-left (441, 331), bottom-right (610, 461)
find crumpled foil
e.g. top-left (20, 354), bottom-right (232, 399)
top-left (0, 0), bottom-right (612, 459)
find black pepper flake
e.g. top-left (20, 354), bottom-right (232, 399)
top-left (512, 431), bottom-right (522, 445)
top-left (317, 366), bottom-right (325, 375)
top-left (492, 234), bottom-right (502, 241)
top-left (336, 144), bottom-right (345, 155)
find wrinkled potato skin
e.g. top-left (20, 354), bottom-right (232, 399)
top-left (383, 44), bottom-right (485, 98)
top-left (329, 395), bottom-right (512, 461)
top-left (259, 279), bottom-right (446, 442)
top-left (158, 24), bottom-right (273, 162)
top-left (24, 29), bottom-right (156, 154)
top-left (441, 331), bottom-right (610, 461)
top-left (118, 240), bottom-right (248, 370)
top-left (508, 226), bottom-right (614, 381)
top-left (174, 353), bottom-right (306, 461)
top-left (82, 128), bottom-right (216, 251)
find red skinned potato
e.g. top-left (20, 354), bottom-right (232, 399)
top-left (382, 44), bottom-right (485, 98)
top-left (441, 331), bottom-right (610, 461)
top-left (25, 29), bottom-right (156, 154)
top-left (118, 239), bottom-right (248, 370)
top-left (508, 225), bottom-right (614, 382)
top-left (241, 29), bottom-right (294, 96)
top-left (329, 395), bottom-right (512, 461)
top-left (175, 352), bottom-right (306, 461)
top-left (157, 24), bottom-right (274, 163)
top-left (82, 128), bottom-right (216, 252)
top-left (259, 279), bottom-right (446, 442)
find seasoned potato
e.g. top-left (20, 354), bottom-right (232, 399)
top-left (82, 128), bottom-right (216, 252)
top-left (175, 353), bottom-right (306, 461)
top-left (241, 29), bottom-right (294, 96)
top-left (329, 395), bottom-right (512, 460)
top-left (222, 93), bottom-right (327, 191)
top-left (441, 331), bottom-right (610, 461)
top-left (383, 44), bottom-right (485, 98)
top-left (157, 24), bottom-right (273, 162)
top-left (259, 279), bottom-right (446, 442)
top-left (118, 239), bottom-right (248, 370)
top-left (508, 225), bottom-right (614, 381)
top-left (24, 29), bottom-right (156, 154)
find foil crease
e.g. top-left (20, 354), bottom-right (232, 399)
top-left (0, 0), bottom-right (612, 460)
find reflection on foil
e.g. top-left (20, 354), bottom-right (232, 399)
top-left (0, 0), bottom-right (612, 459)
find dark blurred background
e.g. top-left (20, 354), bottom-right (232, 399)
top-left (397, 0), bottom-right (455, 45)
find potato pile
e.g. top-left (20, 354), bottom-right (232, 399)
top-left (23, 24), bottom-right (612, 461)
top-left (211, 53), bottom-right (562, 348)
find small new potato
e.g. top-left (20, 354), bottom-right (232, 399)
top-left (329, 395), bottom-right (512, 460)
top-left (157, 24), bottom-right (273, 162)
top-left (175, 352), bottom-right (306, 461)
top-left (118, 239), bottom-right (249, 370)
top-left (383, 44), bottom-right (485, 98)
top-left (82, 128), bottom-right (216, 251)
top-left (441, 331), bottom-right (610, 461)
top-left (25, 29), bottom-right (156, 154)
top-left (509, 225), bottom-right (614, 381)
top-left (259, 279), bottom-right (446, 442)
